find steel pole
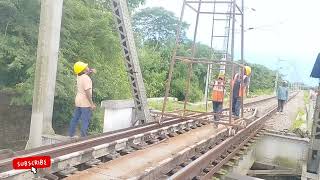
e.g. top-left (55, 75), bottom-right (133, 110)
top-left (161, 1), bottom-right (186, 122)
top-left (183, 0), bottom-right (203, 116)
top-left (240, 0), bottom-right (244, 118)
top-left (204, 64), bottom-right (210, 112)
top-left (229, 0), bottom-right (236, 124)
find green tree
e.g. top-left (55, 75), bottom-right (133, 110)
top-left (0, 0), bottom-right (135, 134)
top-left (133, 7), bottom-right (189, 46)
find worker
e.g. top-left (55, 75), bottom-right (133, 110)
top-left (276, 81), bottom-right (289, 114)
top-left (232, 66), bottom-right (251, 118)
top-left (68, 61), bottom-right (96, 137)
top-left (211, 76), bottom-right (225, 121)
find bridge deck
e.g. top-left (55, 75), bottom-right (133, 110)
top-left (66, 124), bottom-right (223, 179)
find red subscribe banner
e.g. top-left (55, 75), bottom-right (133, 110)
top-left (12, 156), bottom-right (51, 170)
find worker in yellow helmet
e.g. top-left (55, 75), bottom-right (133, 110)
top-left (211, 75), bottom-right (225, 122)
top-left (68, 61), bottom-right (96, 137)
top-left (244, 66), bottom-right (251, 76)
top-left (231, 66), bottom-right (251, 118)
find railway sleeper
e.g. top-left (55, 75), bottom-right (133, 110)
top-left (84, 158), bottom-right (101, 167)
top-left (194, 146), bottom-right (206, 153)
top-left (201, 120), bottom-right (208, 125)
top-left (221, 151), bottom-right (230, 159)
top-left (211, 161), bottom-right (218, 166)
top-left (57, 166), bottom-right (78, 177)
top-left (158, 133), bottom-right (170, 140)
top-left (168, 131), bottom-right (178, 137)
top-left (212, 158), bottom-right (223, 165)
top-left (75, 163), bottom-right (90, 171)
top-left (179, 159), bottom-right (192, 167)
top-left (192, 176), bottom-right (201, 180)
top-left (203, 165), bottom-right (214, 173)
top-left (177, 129), bottom-right (186, 134)
top-left (190, 124), bottom-right (197, 129)
top-left (214, 139), bottom-right (224, 146)
top-left (167, 167), bottom-right (182, 176)
top-left (146, 138), bottom-right (159, 144)
top-left (130, 142), bottom-right (145, 150)
top-left (227, 148), bottom-right (235, 153)
top-left (105, 151), bottom-right (120, 160)
top-left (118, 146), bottom-right (134, 155)
top-left (184, 126), bottom-right (192, 131)
top-left (200, 149), bottom-right (208, 154)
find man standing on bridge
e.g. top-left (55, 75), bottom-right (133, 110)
top-left (276, 81), bottom-right (288, 114)
top-left (211, 76), bottom-right (225, 121)
top-left (232, 66), bottom-right (251, 118)
top-left (68, 61), bottom-right (96, 137)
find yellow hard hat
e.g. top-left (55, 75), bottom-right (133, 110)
top-left (74, 61), bottom-right (88, 75)
top-left (218, 73), bottom-right (225, 79)
top-left (218, 72), bottom-right (225, 77)
top-left (244, 66), bottom-right (251, 76)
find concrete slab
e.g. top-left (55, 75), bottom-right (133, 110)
top-left (255, 131), bottom-right (308, 171)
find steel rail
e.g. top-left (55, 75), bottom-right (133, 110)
top-left (170, 92), bottom-right (298, 179)
top-left (0, 113), bottom-right (207, 172)
top-left (0, 94), bottom-right (289, 178)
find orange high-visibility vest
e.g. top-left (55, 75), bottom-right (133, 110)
top-left (232, 74), bottom-right (247, 97)
top-left (239, 85), bottom-right (246, 97)
top-left (211, 80), bottom-right (224, 102)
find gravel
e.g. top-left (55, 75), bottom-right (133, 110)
top-left (265, 92), bottom-right (304, 131)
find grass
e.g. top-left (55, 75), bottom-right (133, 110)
top-left (246, 88), bottom-right (274, 98)
top-left (304, 90), bottom-right (310, 105)
top-left (148, 89), bottom-right (274, 112)
top-left (149, 94), bottom-right (265, 112)
top-left (148, 99), bottom-right (210, 112)
top-left (290, 107), bottom-right (305, 130)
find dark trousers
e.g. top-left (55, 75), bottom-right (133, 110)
top-left (232, 97), bottom-right (241, 117)
top-left (68, 107), bottom-right (92, 137)
top-left (212, 101), bottom-right (223, 121)
top-left (277, 99), bottom-right (285, 112)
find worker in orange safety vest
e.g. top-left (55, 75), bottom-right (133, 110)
top-left (211, 76), bottom-right (225, 121)
top-left (231, 66), bottom-right (251, 118)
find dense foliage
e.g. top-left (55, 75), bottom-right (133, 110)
top-left (0, 0), bottom-right (277, 134)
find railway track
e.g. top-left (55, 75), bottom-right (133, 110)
top-left (169, 93), bottom-right (297, 180)
top-left (0, 94), bottom-right (295, 179)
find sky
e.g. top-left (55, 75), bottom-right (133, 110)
top-left (141, 0), bottom-right (320, 86)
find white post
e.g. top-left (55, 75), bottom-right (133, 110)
top-left (26, 0), bottom-right (63, 149)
